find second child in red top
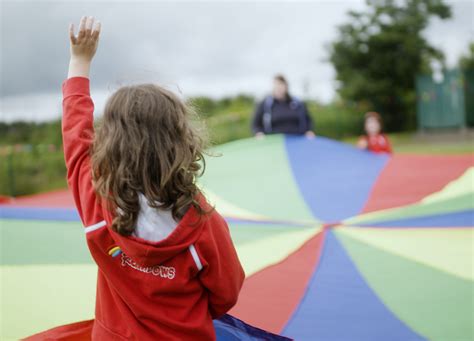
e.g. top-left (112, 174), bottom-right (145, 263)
top-left (357, 111), bottom-right (393, 154)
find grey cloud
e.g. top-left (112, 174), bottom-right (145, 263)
top-left (0, 0), bottom-right (472, 122)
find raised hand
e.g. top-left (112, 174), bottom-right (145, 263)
top-left (70, 16), bottom-right (101, 61)
top-left (67, 16), bottom-right (101, 78)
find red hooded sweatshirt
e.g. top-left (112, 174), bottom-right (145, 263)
top-left (358, 133), bottom-right (393, 154)
top-left (61, 77), bottom-right (245, 340)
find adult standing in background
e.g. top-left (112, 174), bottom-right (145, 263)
top-left (251, 75), bottom-right (315, 138)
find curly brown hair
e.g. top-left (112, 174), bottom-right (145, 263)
top-left (91, 83), bottom-right (209, 236)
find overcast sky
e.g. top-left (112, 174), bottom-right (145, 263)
top-left (1, 0), bottom-right (473, 122)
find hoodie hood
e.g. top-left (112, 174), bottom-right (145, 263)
top-left (104, 193), bottom-right (210, 267)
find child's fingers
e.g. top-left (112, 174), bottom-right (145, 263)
top-left (77, 16), bottom-right (87, 41)
top-left (92, 21), bottom-right (101, 41)
top-left (69, 23), bottom-right (77, 44)
top-left (85, 16), bottom-right (94, 38)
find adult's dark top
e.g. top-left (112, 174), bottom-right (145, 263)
top-left (251, 95), bottom-right (313, 135)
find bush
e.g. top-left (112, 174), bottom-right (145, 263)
top-left (0, 146), bottom-right (66, 196)
top-left (306, 100), bottom-right (366, 139)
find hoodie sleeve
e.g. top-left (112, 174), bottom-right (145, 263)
top-left (195, 215), bottom-right (245, 319)
top-left (62, 77), bottom-right (105, 228)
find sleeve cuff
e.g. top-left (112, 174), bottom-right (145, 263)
top-left (62, 77), bottom-right (90, 97)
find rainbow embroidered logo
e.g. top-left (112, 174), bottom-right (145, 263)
top-left (108, 246), bottom-right (122, 258)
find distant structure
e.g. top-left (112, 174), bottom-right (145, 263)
top-left (416, 69), bottom-right (474, 131)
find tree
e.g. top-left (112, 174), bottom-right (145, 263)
top-left (459, 42), bottom-right (474, 71)
top-left (329, 0), bottom-right (451, 131)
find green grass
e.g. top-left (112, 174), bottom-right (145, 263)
top-left (343, 132), bottom-right (474, 154)
top-left (393, 140), bottom-right (474, 154)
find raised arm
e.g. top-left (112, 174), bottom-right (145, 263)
top-left (62, 16), bottom-right (104, 228)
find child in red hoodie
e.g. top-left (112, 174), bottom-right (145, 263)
top-left (357, 111), bottom-right (393, 154)
top-left (60, 16), bottom-right (245, 340)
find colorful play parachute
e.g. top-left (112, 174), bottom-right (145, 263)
top-left (1, 135), bottom-right (473, 340)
